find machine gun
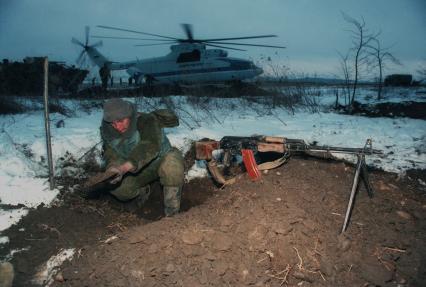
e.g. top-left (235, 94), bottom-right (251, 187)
top-left (195, 136), bottom-right (383, 232)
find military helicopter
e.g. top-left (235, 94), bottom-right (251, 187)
top-left (71, 24), bottom-right (285, 85)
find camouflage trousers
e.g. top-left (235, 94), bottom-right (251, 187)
top-left (109, 148), bottom-right (184, 212)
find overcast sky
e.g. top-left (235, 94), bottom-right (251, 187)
top-left (1, 0), bottom-right (425, 78)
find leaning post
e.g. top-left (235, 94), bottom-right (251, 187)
top-left (43, 57), bottom-right (55, 190)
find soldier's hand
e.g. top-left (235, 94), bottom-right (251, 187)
top-left (107, 162), bottom-right (135, 184)
top-left (120, 161), bottom-right (136, 173)
top-left (107, 166), bottom-right (123, 184)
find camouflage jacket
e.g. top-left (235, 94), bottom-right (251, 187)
top-left (100, 109), bottom-right (178, 172)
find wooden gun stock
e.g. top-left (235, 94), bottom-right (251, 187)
top-left (83, 169), bottom-right (117, 189)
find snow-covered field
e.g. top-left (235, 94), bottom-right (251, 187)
top-left (0, 87), bottom-right (425, 235)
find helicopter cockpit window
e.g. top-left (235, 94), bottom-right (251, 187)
top-left (176, 49), bottom-right (201, 63)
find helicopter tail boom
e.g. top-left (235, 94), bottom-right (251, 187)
top-left (85, 46), bottom-right (111, 68)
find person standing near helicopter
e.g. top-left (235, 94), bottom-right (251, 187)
top-left (99, 63), bottom-right (110, 91)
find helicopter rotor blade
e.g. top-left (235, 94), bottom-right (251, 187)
top-left (71, 37), bottom-right (85, 47)
top-left (97, 25), bottom-right (179, 41)
top-left (181, 23), bottom-right (194, 41)
top-left (201, 35), bottom-right (277, 42)
top-left (206, 41), bottom-right (286, 49)
top-left (205, 43), bottom-right (246, 51)
top-left (76, 49), bottom-right (86, 65)
top-left (134, 42), bottom-right (177, 47)
top-left (85, 26), bottom-right (90, 46)
top-left (95, 24), bottom-right (284, 51)
top-left (92, 35), bottom-right (174, 41)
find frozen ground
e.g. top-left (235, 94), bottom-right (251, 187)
top-left (0, 87), bottom-right (425, 235)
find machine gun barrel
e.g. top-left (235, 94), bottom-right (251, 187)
top-left (219, 136), bottom-right (383, 156)
top-left (286, 141), bottom-right (383, 155)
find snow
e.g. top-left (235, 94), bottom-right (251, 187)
top-left (0, 88), bottom-right (425, 240)
top-left (32, 248), bottom-right (75, 286)
top-left (3, 247), bottom-right (30, 261)
top-left (0, 208), bottom-right (28, 232)
top-left (0, 236), bottom-right (9, 244)
top-left (186, 162), bottom-right (209, 181)
top-left (0, 176), bottom-right (58, 207)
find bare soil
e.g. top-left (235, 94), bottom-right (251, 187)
top-left (1, 156), bottom-right (425, 287)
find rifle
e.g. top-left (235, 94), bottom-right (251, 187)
top-left (195, 136), bottom-right (382, 232)
top-left (79, 169), bottom-right (117, 199)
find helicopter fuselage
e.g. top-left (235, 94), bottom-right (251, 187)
top-left (103, 43), bottom-right (263, 84)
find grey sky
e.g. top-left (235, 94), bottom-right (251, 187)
top-left (1, 0), bottom-right (425, 78)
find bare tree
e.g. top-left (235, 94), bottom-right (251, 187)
top-left (417, 62), bottom-right (426, 84)
top-left (338, 51), bottom-right (352, 106)
top-left (342, 13), bottom-right (376, 107)
top-left (367, 37), bottom-right (400, 100)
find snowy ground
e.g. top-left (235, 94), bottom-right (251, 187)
top-left (0, 87), bottom-right (425, 236)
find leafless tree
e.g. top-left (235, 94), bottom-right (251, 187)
top-left (338, 51), bottom-right (352, 106)
top-left (366, 37), bottom-right (400, 100)
top-left (342, 13), bottom-right (376, 107)
top-left (417, 63), bottom-right (426, 84)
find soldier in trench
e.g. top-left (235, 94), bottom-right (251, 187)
top-left (98, 98), bottom-right (184, 216)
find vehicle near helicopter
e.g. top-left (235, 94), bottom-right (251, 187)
top-left (72, 24), bottom-right (285, 85)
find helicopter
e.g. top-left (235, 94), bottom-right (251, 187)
top-left (71, 24), bottom-right (285, 85)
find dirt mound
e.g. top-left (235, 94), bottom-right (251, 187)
top-left (0, 175), bottom-right (216, 286)
top-left (55, 158), bottom-right (425, 286)
top-left (1, 157), bottom-right (425, 286)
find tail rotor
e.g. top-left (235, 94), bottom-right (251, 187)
top-left (71, 26), bottom-right (103, 67)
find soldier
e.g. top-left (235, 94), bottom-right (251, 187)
top-left (99, 63), bottom-right (110, 91)
top-left (100, 98), bottom-right (184, 216)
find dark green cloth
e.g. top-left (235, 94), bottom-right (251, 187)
top-left (109, 148), bottom-right (184, 201)
top-left (100, 109), bottom-right (173, 172)
top-left (100, 108), bottom-right (184, 201)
